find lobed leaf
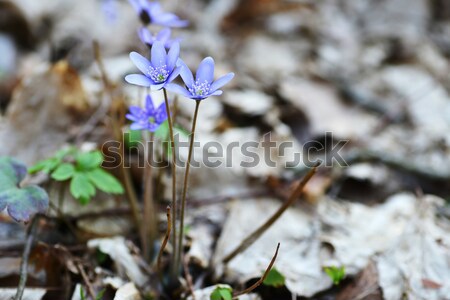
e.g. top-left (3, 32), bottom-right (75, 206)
top-left (70, 173), bottom-right (96, 205)
top-left (0, 157), bottom-right (49, 222)
top-left (263, 267), bottom-right (286, 287)
top-left (51, 163), bottom-right (75, 181)
top-left (86, 168), bottom-right (124, 194)
top-left (76, 151), bottom-right (103, 170)
top-left (210, 286), bottom-right (232, 300)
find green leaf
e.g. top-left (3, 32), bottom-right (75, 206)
top-left (70, 173), bottom-right (96, 204)
top-left (124, 129), bottom-right (142, 149)
top-left (263, 267), bottom-right (286, 287)
top-left (324, 266), bottom-right (346, 285)
top-left (210, 286), bottom-right (232, 300)
top-left (0, 157), bottom-right (49, 222)
top-left (76, 151), bottom-right (103, 170)
top-left (28, 158), bottom-right (60, 174)
top-left (86, 168), bottom-right (124, 194)
top-left (51, 163), bottom-right (75, 181)
top-left (95, 289), bottom-right (106, 300)
top-left (154, 120), bottom-right (169, 140)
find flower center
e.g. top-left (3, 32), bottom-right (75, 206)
top-left (148, 116), bottom-right (155, 124)
top-left (189, 80), bottom-right (211, 97)
top-left (148, 65), bottom-right (169, 83)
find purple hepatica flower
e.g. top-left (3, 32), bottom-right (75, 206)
top-left (138, 27), bottom-right (180, 49)
top-left (166, 57), bottom-right (235, 100)
top-left (125, 41), bottom-right (181, 90)
top-left (128, 0), bottom-right (188, 27)
top-left (126, 95), bottom-right (168, 131)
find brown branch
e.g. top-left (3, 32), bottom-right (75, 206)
top-left (14, 215), bottom-right (40, 300)
top-left (232, 243), bottom-right (280, 298)
top-left (157, 206), bottom-right (172, 273)
top-left (222, 163), bottom-right (319, 264)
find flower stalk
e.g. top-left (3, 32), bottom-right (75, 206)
top-left (142, 131), bottom-right (157, 260)
top-left (176, 100), bottom-right (201, 272)
top-left (162, 88), bottom-right (179, 277)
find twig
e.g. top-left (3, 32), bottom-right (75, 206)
top-left (14, 215), bottom-right (40, 300)
top-left (222, 164), bottom-right (319, 264)
top-left (183, 256), bottom-right (195, 300)
top-left (157, 206), bottom-right (172, 273)
top-left (232, 243), bottom-right (280, 298)
top-left (75, 261), bottom-right (96, 300)
top-left (176, 100), bottom-right (201, 273)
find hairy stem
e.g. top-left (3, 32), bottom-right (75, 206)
top-left (163, 88), bottom-right (178, 278)
top-left (233, 243), bottom-right (280, 298)
top-left (143, 132), bottom-right (157, 261)
top-left (157, 206), bottom-right (172, 273)
top-left (176, 100), bottom-right (201, 273)
top-left (14, 215), bottom-right (40, 300)
top-left (222, 164), bottom-right (319, 264)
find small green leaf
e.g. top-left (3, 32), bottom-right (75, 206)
top-left (28, 158), bottom-right (60, 174)
top-left (86, 168), bottom-right (124, 194)
top-left (324, 266), bottom-right (345, 285)
top-left (70, 173), bottom-right (96, 204)
top-left (210, 286), bottom-right (232, 300)
top-left (51, 163), bottom-right (75, 181)
top-left (263, 267), bottom-right (286, 287)
top-left (76, 151), bottom-right (103, 170)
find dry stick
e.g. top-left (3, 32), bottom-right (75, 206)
top-left (176, 100), bottom-right (201, 273)
top-left (162, 88), bottom-right (178, 278)
top-left (232, 243), bottom-right (280, 298)
top-left (143, 132), bottom-right (157, 261)
top-left (14, 216), bottom-right (40, 300)
top-left (75, 261), bottom-right (96, 300)
top-left (157, 206), bottom-right (172, 272)
top-left (222, 164), bottom-right (319, 264)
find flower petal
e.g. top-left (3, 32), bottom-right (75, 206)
top-left (125, 74), bottom-right (153, 87)
top-left (155, 103), bottom-right (168, 123)
top-left (157, 28), bottom-right (171, 42)
top-left (129, 52), bottom-right (151, 75)
top-left (167, 42), bottom-right (180, 71)
top-left (179, 62), bottom-right (194, 88)
top-left (138, 27), bottom-right (153, 46)
top-left (165, 83), bottom-right (192, 98)
top-left (145, 95), bottom-right (155, 112)
top-left (150, 82), bottom-right (165, 91)
top-left (210, 72), bottom-right (234, 92)
top-left (167, 66), bottom-right (181, 83)
top-left (209, 90), bottom-right (223, 96)
top-left (196, 57), bottom-right (215, 83)
top-left (151, 41), bottom-right (167, 68)
top-left (130, 122), bottom-right (148, 131)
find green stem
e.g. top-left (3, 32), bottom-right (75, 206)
top-left (163, 88), bottom-right (178, 278)
top-left (176, 100), bottom-right (201, 273)
top-left (143, 131), bottom-right (157, 261)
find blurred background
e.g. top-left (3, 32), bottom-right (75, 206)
top-left (0, 0), bottom-right (450, 299)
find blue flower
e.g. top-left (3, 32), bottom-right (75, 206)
top-left (125, 41), bottom-right (181, 90)
top-left (166, 57), bottom-right (235, 100)
top-left (126, 95), bottom-right (168, 131)
top-left (128, 0), bottom-right (188, 27)
top-left (102, 0), bottom-right (118, 23)
top-left (138, 27), bottom-right (180, 49)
